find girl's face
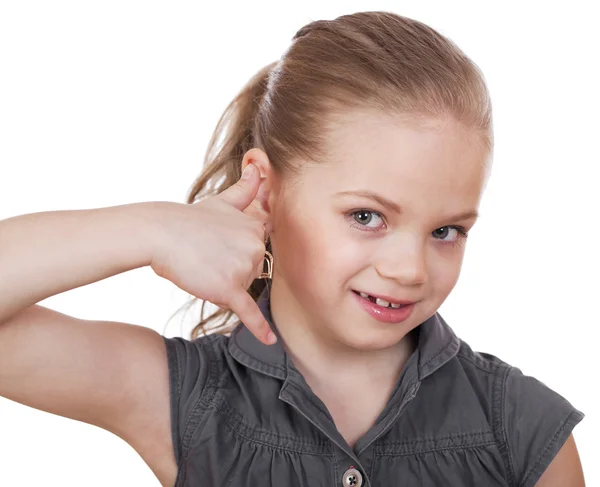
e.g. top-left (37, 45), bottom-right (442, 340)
top-left (267, 109), bottom-right (490, 352)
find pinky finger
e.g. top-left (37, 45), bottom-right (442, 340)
top-left (228, 288), bottom-right (276, 346)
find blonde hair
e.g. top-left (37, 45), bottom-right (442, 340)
top-left (176, 11), bottom-right (493, 340)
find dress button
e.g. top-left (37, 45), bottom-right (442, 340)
top-left (342, 467), bottom-right (363, 486)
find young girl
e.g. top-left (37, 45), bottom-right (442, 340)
top-left (0, 11), bottom-right (585, 487)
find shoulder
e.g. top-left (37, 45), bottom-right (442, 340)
top-left (451, 338), bottom-right (585, 487)
top-left (162, 332), bottom-right (229, 373)
top-left (162, 333), bottom-right (229, 394)
top-left (161, 333), bottom-right (230, 466)
top-left (455, 337), bottom-right (512, 376)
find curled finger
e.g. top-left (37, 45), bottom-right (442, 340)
top-left (229, 288), bottom-right (276, 345)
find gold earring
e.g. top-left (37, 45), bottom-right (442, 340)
top-left (259, 250), bottom-right (274, 279)
top-left (260, 226), bottom-right (273, 279)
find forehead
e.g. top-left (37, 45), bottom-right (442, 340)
top-left (289, 109), bottom-right (489, 206)
top-left (328, 109), bottom-right (485, 172)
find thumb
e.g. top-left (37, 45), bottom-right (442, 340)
top-left (218, 163), bottom-right (260, 211)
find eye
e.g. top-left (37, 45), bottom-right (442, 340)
top-left (349, 209), bottom-right (384, 231)
top-left (433, 226), bottom-right (469, 247)
top-left (346, 209), bottom-right (471, 246)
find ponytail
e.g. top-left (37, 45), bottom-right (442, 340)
top-left (167, 11), bottom-right (492, 340)
top-left (176, 62), bottom-right (277, 339)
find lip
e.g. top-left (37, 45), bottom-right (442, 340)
top-left (352, 291), bottom-right (416, 324)
top-left (352, 289), bottom-right (416, 306)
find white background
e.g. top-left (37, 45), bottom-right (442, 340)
top-left (0, 1), bottom-right (597, 485)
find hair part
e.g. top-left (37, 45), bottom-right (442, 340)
top-left (172, 10), bottom-right (493, 340)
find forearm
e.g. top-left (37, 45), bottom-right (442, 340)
top-left (0, 202), bottom-right (163, 324)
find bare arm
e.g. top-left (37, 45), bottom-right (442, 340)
top-left (0, 202), bottom-right (161, 323)
top-left (0, 203), bottom-right (178, 486)
top-left (534, 434), bottom-right (585, 486)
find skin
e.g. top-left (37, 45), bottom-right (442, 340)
top-left (241, 107), bottom-right (584, 484)
top-left (246, 109), bottom-right (488, 387)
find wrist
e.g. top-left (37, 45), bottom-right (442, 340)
top-left (115, 201), bottom-right (174, 270)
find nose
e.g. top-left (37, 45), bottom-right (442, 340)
top-left (374, 237), bottom-right (427, 286)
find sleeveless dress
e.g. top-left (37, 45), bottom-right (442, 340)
top-left (162, 286), bottom-right (584, 486)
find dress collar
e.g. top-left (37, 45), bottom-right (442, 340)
top-left (228, 282), bottom-right (460, 382)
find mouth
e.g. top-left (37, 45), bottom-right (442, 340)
top-left (351, 290), bottom-right (415, 309)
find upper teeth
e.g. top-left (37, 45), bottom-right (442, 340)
top-left (359, 292), bottom-right (403, 308)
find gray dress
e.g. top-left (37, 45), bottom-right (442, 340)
top-left (162, 286), bottom-right (584, 486)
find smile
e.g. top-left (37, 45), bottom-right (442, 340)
top-left (351, 290), bottom-right (414, 308)
top-left (351, 290), bottom-right (416, 323)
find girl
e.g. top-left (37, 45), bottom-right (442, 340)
top-left (0, 10), bottom-right (585, 487)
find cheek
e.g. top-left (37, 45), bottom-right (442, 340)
top-left (274, 209), bottom-right (322, 285)
top-left (328, 231), bottom-right (370, 276)
top-left (275, 208), bottom-right (358, 286)
top-left (429, 254), bottom-right (463, 295)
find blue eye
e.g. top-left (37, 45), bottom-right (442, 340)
top-left (346, 209), bottom-right (470, 247)
top-left (433, 226), bottom-right (469, 247)
top-left (350, 210), bottom-right (384, 230)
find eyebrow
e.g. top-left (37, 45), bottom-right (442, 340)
top-left (335, 190), bottom-right (479, 221)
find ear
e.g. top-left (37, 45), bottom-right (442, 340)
top-left (240, 148), bottom-right (277, 233)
